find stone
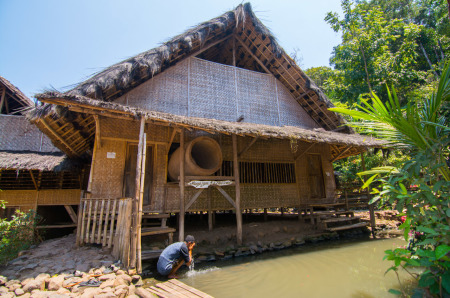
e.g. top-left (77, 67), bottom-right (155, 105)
top-left (20, 293), bottom-right (31, 298)
top-left (131, 275), bottom-right (141, 284)
top-left (48, 275), bottom-right (65, 291)
top-left (127, 295), bottom-right (140, 298)
top-left (115, 270), bottom-right (125, 275)
top-left (116, 274), bottom-right (132, 284)
top-left (76, 263), bottom-right (91, 273)
top-left (128, 284), bottom-right (136, 296)
top-left (135, 287), bottom-right (154, 298)
top-left (99, 280), bottom-right (115, 289)
top-left (79, 287), bottom-right (100, 298)
top-left (282, 226), bottom-right (288, 232)
top-left (0, 275), bottom-right (7, 286)
top-left (214, 250), bottom-right (224, 257)
top-left (62, 277), bottom-right (82, 288)
top-left (15, 288), bottom-right (25, 296)
top-left (93, 292), bottom-right (116, 298)
top-left (98, 274), bottom-right (116, 281)
top-left (0, 286), bottom-right (9, 293)
top-left (22, 278), bottom-right (44, 293)
top-left (0, 292), bottom-right (14, 298)
top-left (7, 282), bottom-right (21, 292)
top-left (113, 277), bottom-right (128, 287)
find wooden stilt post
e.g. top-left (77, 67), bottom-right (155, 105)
top-left (232, 134), bottom-right (243, 245)
top-left (361, 152), bottom-right (376, 238)
top-left (131, 117), bottom-right (145, 268)
top-left (264, 208), bottom-right (268, 221)
top-left (208, 187), bottom-right (213, 231)
top-left (137, 133), bottom-right (147, 273)
top-left (179, 128), bottom-right (186, 242)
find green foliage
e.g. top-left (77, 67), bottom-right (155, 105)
top-left (324, 0), bottom-right (450, 105)
top-left (330, 61), bottom-right (449, 296)
top-left (0, 201), bottom-right (40, 265)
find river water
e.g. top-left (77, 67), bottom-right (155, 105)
top-left (180, 238), bottom-right (416, 298)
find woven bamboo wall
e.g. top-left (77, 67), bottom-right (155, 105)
top-left (100, 117), bottom-right (170, 143)
top-left (90, 139), bottom-right (126, 200)
top-left (113, 57), bottom-right (319, 129)
top-left (0, 189), bottom-right (80, 207)
top-left (0, 115), bottom-right (59, 152)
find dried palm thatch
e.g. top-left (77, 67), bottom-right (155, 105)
top-left (32, 92), bottom-right (384, 149)
top-left (0, 150), bottom-right (80, 172)
top-left (37, 3), bottom-right (347, 131)
top-left (0, 76), bottom-right (34, 114)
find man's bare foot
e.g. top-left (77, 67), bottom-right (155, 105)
top-left (168, 274), bottom-right (179, 279)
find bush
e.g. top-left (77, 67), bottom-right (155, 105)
top-left (0, 201), bottom-right (40, 264)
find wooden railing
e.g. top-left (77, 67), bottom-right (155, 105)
top-left (76, 197), bottom-right (133, 267)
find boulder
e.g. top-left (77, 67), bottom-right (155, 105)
top-left (98, 274), bottom-right (116, 282)
top-left (15, 288), bottom-right (25, 296)
top-left (0, 275), bottom-right (7, 286)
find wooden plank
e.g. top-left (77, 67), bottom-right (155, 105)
top-left (108, 199), bottom-right (117, 248)
top-left (156, 283), bottom-right (187, 298)
top-left (64, 205), bottom-right (78, 224)
top-left (326, 222), bottom-right (369, 232)
top-left (76, 195), bottom-right (84, 247)
top-left (185, 189), bottom-right (204, 211)
top-left (148, 286), bottom-right (175, 298)
top-left (184, 175), bottom-right (235, 181)
top-left (323, 216), bottom-right (361, 223)
top-left (141, 213), bottom-right (170, 219)
top-left (79, 200), bottom-right (87, 245)
top-left (166, 127), bottom-right (178, 155)
top-left (102, 199), bottom-right (111, 247)
top-left (163, 280), bottom-right (203, 297)
top-left (29, 170), bottom-right (38, 190)
top-left (85, 199), bottom-right (93, 241)
top-left (236, 37), bottom-right (270, 74)
top-left (168, 279), bottom-right (213, 298)
top-left (141, 227), bottom-right (176, 237)
top-left (90, 199), bottom-right (99, 243)
top-left (331, 146), bottom-right (352, 162)
top-left (96, 200), bottom-right (105, 244)
top-left (36, 224), bottom-right (77, 229)
top-left (94, 115), bottom-right (102, 149)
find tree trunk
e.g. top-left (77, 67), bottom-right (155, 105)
top-left (419, 41), bottom-right (439, 78)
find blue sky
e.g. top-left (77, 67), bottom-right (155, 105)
top-left (0, 0), bottom-right (343, 99)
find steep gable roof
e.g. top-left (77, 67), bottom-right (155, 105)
top-left (0, 76), bottom-right (34, 114)
top-left (41, 3), bottom-right (347, 132)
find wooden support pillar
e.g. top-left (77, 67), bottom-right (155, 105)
top-left (264, 208), bottom-right (268, 221)
top-left (281, 207), bottom-right (284, 216)
top-left (137, 133), bottom-right (147, 273)
top-left (178, 128), bottom-right (186, 242)
top-left (131, 117), bottom-right (145, 268)
top-left (208, 187), bottom-right (213, 231)
top-left (361, 152), bottom-right (376, 238)
top-left (232, 134), bottom-right (243, 245)
top-left (0, 88), bottom-right (6, 114)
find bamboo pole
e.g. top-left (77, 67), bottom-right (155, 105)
top-left (361, 153), bottom-right (376, 237)
top-left (208, 187), bottom-right (213, 231)
top-left (79, 200), bottom-right (87, 245)
top-left (102, 199), bottom-right (111, 246)
top-left (131, 117), bottom-right (146, 268)
top-left (96, 199), bottom-right (105, 244)
top-left (108, 199), bottom-right (117, 248)
top-left (137, 133), bottom-right (147, 273)
top-left (85, 199), bottom-right (93, 241)
top-left (90, 200), bottom-right (99, 243)
top-left (178, 128), bottom-right (186, 242)
top-left (232, 134), bottom-right (243, 245)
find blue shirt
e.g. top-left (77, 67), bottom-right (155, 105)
top-left (157, 242), bottom-right (190, 275)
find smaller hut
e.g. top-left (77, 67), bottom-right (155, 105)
top-left (0, 76), bottom-right (86, 227)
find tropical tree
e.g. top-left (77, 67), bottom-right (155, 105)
top-left (329, 63), bottom-right (450, 296)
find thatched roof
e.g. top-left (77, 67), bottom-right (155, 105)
top-left (0, 150), bottom-right (79, 172)
top-left (36, 3), bottom-right (348, 132)
top-left (33, 92), bottom-right (383, 149)
top-left (0, 76), bottom-right (34, 114)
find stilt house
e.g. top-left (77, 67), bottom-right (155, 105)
top-left (0, 76), bottom-right (83, 226)
top-left (31, 3), bottom-right (381, 268)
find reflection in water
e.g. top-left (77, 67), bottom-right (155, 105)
top-left (181, 238), bottom-right (416, 298)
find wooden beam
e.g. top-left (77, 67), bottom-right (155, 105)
top-left (232, 134), bottom-right (243, 245)
top-left (64, 205), bottom-right (78, 224)
top-left (185, 189), bottom-right (204, 211)
top-left (238, 137), bottom-right (258, 158)
top-left (131, 117), bottom-right (146, 268)
top-left (294, 143), bottom-right (315, 161)
top-left (178, 128), bottom-right (185, 242)
top-left (40, 118), bottom-right (79, 157)
top-left (29, 170), bottom-right (38, 190)
top-left (331, 146), bottom-right (352, 162)
top-left (189, 35), bottom-right (232, 60)
top-left (166, 127), bottom-right (178, 155)
top-left (93, 115), bottom-right (101, 149)
top-left (137, 132), bottom-right (147, 273)
top-left (0, 88), bottom-right (6, 114)
top-left (207, 187), bottom-right (213, 231)
top-left (214, 186), bottom-right (236, 209)
top-left (235, 37), bottom-right (270, 74)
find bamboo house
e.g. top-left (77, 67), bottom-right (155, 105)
top-left (30, 3), bottom-right (382, 269)
top-left (0, 76), bottom-right (84, 225)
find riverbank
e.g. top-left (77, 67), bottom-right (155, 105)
top-left (0, 210), bottom-right (402, 297)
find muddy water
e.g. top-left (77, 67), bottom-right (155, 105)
top-left (181, 238), bottom-right (417, 298)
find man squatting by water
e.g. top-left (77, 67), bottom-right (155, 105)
top-left (157, 235), bottom-right (196, 278)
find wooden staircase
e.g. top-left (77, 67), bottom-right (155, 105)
top-left (310, 204), bottom-right (369, 232)
top-left (141, 212), bottom-right (175, 260)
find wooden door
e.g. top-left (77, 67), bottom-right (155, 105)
top-left (123, 144), bottom-right (153, 206)
top-left (307, 154), bottom-right (325, 199)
